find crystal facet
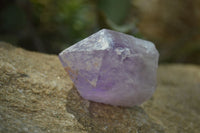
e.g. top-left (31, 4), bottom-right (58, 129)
top-left (59, 29), bottom-right (159, 106)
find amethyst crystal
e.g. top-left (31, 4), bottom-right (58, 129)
top-left (59, 29), bottom-right (159, 106)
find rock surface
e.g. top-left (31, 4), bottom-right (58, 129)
top-left (0, 42), bottom-right (200, 133)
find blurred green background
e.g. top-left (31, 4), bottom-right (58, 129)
top-left (0, 0), bottom-right (200, 64)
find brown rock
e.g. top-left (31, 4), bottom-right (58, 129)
top-left (0, 42), bottom-right (200, 133)
top-left (144, 64), bottom-right (200, 133)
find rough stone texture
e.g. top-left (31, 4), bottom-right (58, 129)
top-left (0, 42), bottom-right (200, 133)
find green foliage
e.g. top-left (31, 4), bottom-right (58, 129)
top-left (0, 0), bottom-right (199, 64)
top-left (29, 0), bottom-right (96, 52)
top-left (0, 0), bottom-right (138, 53)
top-left (0, 4), bottom-right (26, 32)
top-left (56, 0), bottom-right (96, 42)
top-left (0, 0), bottom-right (97, 53)
top-left (98, 0), bottom-right (131, 25)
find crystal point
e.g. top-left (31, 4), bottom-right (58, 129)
top-left (59, 29), bottom-right (159, 106)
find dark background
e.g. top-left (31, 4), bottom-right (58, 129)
top-left (0, 0), bottom-right (200, 64)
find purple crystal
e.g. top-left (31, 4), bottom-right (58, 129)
top-left (59, 29), bottom-right (159, 106)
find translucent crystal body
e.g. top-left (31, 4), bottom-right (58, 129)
top-left (59, 29), bottom-right (159, 106)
